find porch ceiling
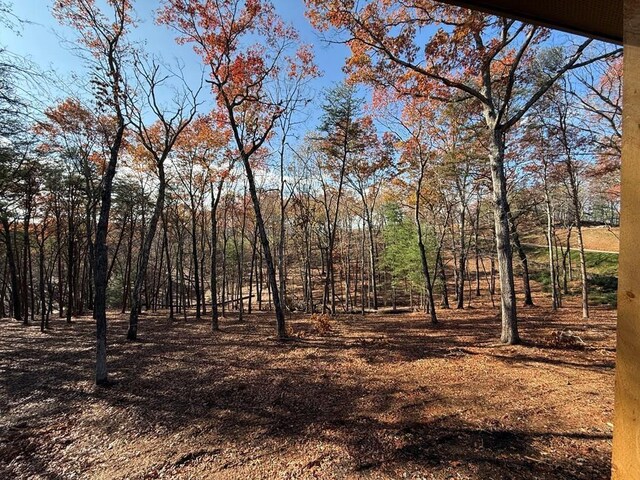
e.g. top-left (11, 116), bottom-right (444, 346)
top-left (436, 0), bottom-right (622, 44)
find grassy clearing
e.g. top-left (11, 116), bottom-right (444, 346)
top-left (524, 246), bottom-right (618, 307)
top-left (523, 227), bottom-right (619, 253)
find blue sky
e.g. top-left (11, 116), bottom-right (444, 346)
top-left (0, 0), bottom-right (349, 114)
top-left (1, 1), bottom-right (611, 140)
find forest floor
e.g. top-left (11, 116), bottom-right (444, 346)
top-left (0, 292), bottom-right (616, 479)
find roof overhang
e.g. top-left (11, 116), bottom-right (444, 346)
top-left (436, 0), bottom-right (623, 44)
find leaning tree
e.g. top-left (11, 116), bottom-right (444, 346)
top-left (159, 0), bottom-right (317, 339)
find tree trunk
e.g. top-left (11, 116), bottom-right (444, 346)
top-left (22, 188), bottom-right (33, 325)
top-left (189, 199), bottom-right (202, 321)
top-left (329, 244), bottom-right (337, 315)
top-left (235, 191), bottom-right (247, 321)
top-left (199, 210), bottom-right (208, 316)
top-left (415, 160), bottom-right (437, 324)
top-left (248, 225), bottom-right (257, 314)
top-left (163, 213), bottom-right (174, 321)
top-left (240, 152), bottom-right (286, 338)
top-left (128, 167), bottom-right (167, 340)
top-left (438, 255), bottom-right (450, 309)
top-left (543, 163), bottom-right (560, 310)
top-left (210, 181), bottom-right (223, 330)
top-left (84, 197), bottom-right (95, 312)
top-left (221, 210), bottom-right (228, 317)
top-left (27, 218), bottom-right (35, 324)
top-left (94, 117), bottom-right (125, 385)
top-left (0, 260), bottom-right (6, 319)
top-left (567, 162), bottom-right (589, 319)
top-left (418, 237), bottom-right (437, 324)
top-left (575, 222), bottom-right (589, 318)
top-left (365, 207), bottom-right (378, 310)
top-left (456, 199), bottom-right (466, 309)
top-left (38, 229), bottom-right (47, 331)
top-left (121, 214), bottom-right (135, 313)
top-left (474, 199), bottom-right (481, 297)
top-left (1, 216), bottom-right (21, 321)
top-left (488, 128), bottom-right (519, 344)
top-left (415, 211), bottom-right (436, 320)
top-left (508, 210), bottom-right (534, 306)
top-left (278, 145), bottom-right (287, 314)
top-left (69, 234), bottom-right (79, 320)
top-left (54, 202), bottom-right (64, 318)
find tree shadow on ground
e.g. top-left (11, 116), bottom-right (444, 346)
top-left (0, 306), bottom-right (615, 479)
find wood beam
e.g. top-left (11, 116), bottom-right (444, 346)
top-left (612, 0), bottom-right (640, 477)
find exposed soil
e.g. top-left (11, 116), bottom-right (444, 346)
top-left (0, 292), bottom-right (615, 479)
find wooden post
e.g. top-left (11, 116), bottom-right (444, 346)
top-left (612, 2), bottom-right (640, 477)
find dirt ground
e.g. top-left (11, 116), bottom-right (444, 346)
top-left (0, 291), bottom-right (616, 479)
